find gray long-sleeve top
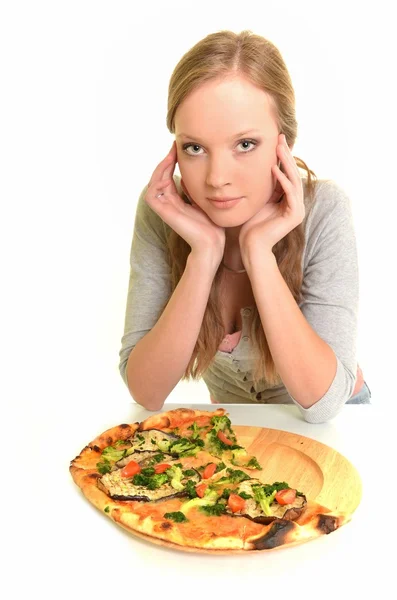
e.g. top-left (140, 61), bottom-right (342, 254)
top-left (119, 175), bottom-right (359, 423)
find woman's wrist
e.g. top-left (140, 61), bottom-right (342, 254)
top-left (242, 244), bottom-right (277, 275)
top-left (188, 248), bottom-right (222, 276)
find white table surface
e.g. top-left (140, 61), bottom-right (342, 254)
top-left (11, 402), bottom-right (394, 598)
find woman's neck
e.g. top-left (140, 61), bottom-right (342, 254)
top-left (223, 226), bottom-right (245, 271)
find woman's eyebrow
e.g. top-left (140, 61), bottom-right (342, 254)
top-left (176, 129), bottom-right (261, 142)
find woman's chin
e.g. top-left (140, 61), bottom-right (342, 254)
top-left (208, 211), bottom-right (249, 228)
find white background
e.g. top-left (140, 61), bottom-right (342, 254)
top-left (1, 0), bottom-right (396, 425)
top-left (1, 2), bottom-right (396, 596)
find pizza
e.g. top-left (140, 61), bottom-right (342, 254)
top-left (70, 408), bottom-right (346, 552)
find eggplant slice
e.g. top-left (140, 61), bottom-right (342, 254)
top-left (114, 450), bottom-right (174, 470)
top-left (98, 465), bottom-right (201, 502)
top-left (125, 429), bottom-right (180, 453)
top-left (226, 479), bottom-right (307, 523)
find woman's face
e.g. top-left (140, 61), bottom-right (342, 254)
top-left (174, 75), bottom-right (282, 228)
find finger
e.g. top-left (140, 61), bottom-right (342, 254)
top-left (273, 163), bottom-right (294, 194)
top-left (152, 178), bottom-right (173, 200)
top-left (148, 178), bottom-right (187, 212)
top-left (274, 165), bottom-right (305, 219)
top-left (272, 165), bottom-right (297, 207)
top-left (278, 143), bottom-right (300, 185)
top-left (148, 142), bottom-right (176, 186)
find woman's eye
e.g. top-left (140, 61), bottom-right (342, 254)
top-left (182, 139), bottom-right (257, 156)
top-left (183, 143), bottom-right (203, 156)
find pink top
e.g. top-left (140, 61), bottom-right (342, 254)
top-left (211, 330), bottom-right (242, 403)
top-left (217, 330), bottom-right (242, 353)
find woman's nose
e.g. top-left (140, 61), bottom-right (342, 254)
top-left (205, 158), bottom-right (232, 189)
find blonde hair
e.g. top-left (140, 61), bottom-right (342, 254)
top-left (165, 30), bottom-right (317, 386)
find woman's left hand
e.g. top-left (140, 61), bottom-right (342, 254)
top-left (239, 133), bottom-right (305, 257)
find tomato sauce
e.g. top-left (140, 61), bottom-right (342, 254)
top-left (120, 499), bottom-right (264, 543)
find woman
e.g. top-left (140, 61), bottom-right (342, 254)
top-left (118, 30), bottom-right (371, 422)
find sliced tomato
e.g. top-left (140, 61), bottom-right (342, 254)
top-left (154, 463), bottom-right (172, 474)
top-left (227, 493), bottom-right (246, 513)
top-left (202, 463), bottom-right (217, 479)
top-left (275, 488), bottom-right (297, 505)
top-left (217, 430), bottom-right (233, 446)
top-left (195, 483), bottom-right (208, 498)
top-left (120, 460), bottom-right (141, 478)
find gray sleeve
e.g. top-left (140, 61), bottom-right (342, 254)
top-left (290, 180), bottom-right (359, 423)
top-left (118, 183), bottom-right (172, 387)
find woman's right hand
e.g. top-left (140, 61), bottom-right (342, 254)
top-left (145, 141), bottom-right (226, 263)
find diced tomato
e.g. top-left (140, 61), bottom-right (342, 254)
top-left (203, 463), bottom-right (217, 479)
top-left (195, 483), bottom-right (208, 498)
top-left (275, 488), bottom-right (297, 505)
top-left (217, 430), bottom-right (233, 446)
top-left (154, 463), bottom-right (172, 474)
top-left (121, 460), bottom-right (141, 478)
top-left (227, 493), bottom-right (246, 513)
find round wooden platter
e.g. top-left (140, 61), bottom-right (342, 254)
top-left (107, 426), bottom-right (362, 555)
top-left (233, 425), bottom-right (362, 516)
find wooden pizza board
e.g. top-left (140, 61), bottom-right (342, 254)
top-left (111, 426), bottom-right (362, 554)
top-left (233, 425), bottom-right (362, 516)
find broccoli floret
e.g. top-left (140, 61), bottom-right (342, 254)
top-left (184, 479), bottom-right (198, 499)
top-left (204, 430), bottom-right (230, 458)
top-left (238, 491), bottom-right (252, 500)
top-left (262, 481), bottom-right (289, 495)
top-left (169, 438), bottom-right (200, 456)
top-left (215, 462), bottom-right (226, 473)
top-left (164, 511), bottom-right (188, 523)
top-left (97, 444), bottom-right (128, 473)
top-left (156, 438), bottom-right (171, 453)
top-left (212, 468), bottom-right (251, 486)
top-left (132, 473), bottom-right (150, 486)
top-left (230, 448), bottom-right (248, 466)
top-left (220, 488), bottom-right (232, 500)
top-left (210, 415), bottom-right (232, 433)
top-left (101, 446), bottom-right (127, 462)
top-left (180, 490), bottom-right (218, 515)
top-left (130, 471), bottom-right (169, 489)
top-left (188, 421), bottom-right (211, 440)
top-left (146, 473), bottom-right (168, 490)
top-left (165, 465), bottom-right (185, 491)
top-left (246, 457), bottom-right (262, 470)
top-left (145, 453), bottom-right (165, 466)
top-left (200, 503), bottom-right (227, 516)
top-left (114, 439), bottom-right (127, 447)
top-left (230, 449), bottom-right (262, 470)
top-left (140, 467), bottom-right (155, 477)
top-left (187, 422), bottom-right (201, 440)
top-left (182, 469), bottom-right (196, 477)
top-left (97, 461), bottom-right (112, 474)
top-left (252, 486), bottom-right (278, 516)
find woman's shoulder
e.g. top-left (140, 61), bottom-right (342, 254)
top-left (303, 176), bottom-right (354, 230)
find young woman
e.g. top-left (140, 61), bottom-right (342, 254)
top-left (118, 30), bottom-right (371, 423)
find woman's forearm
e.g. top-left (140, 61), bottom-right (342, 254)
top-left (246, 251), bottom-right (337, 408)
top-left (126, 251), bottom-right (218, 410)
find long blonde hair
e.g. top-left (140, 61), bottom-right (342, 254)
top-left (165, 30), bottom-right (317, 386)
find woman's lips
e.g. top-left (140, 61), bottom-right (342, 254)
top-left (207, 197), bottom-right (243, 209)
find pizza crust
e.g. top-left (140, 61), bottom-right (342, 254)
top-left (137, 407), bottom-right (226, 432)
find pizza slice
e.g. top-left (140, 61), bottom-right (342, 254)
top-left (70, 408), bottom-right (347, 552)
